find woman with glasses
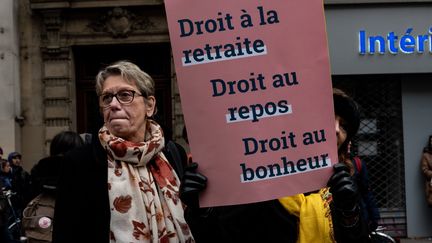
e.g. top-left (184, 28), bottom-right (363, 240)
top-left (52, 61), bottom-right (195, 243)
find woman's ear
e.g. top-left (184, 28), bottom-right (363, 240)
top-left (145, 96), bottom-right (156, 117)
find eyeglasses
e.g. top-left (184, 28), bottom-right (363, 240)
top-left (99, 90), bottom-right (144, 107)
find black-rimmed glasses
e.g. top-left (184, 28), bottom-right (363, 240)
top-left (99, 90), bottom-right (144, 107)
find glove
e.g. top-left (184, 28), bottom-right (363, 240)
top-left (180, 162), bottom-right (207, 209)
top-left (369, 220), bottom-right (378, 232)
top-left (327, 163), bottom-right (360, 212)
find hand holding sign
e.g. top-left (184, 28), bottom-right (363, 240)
top-left (165, 0), bottom-right (336, 207)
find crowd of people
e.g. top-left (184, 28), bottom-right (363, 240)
top-left (0, 131), bottom-right (87, 243)
top-left (0, 60), bottom-right (399, 243)
top-left (0, 149), bottom-right (31, 242)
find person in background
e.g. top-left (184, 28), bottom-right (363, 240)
top-left (23, 131), bottom-right (84, 243)
top-left (181, 88), bottom-right (370, 243)
top-left (0, 147), bottom-right (4, 160)
top-left (0, 167), bottom-right (13, 243)
top-left (53, 61), bottom-right (194, 243)
top-left (7, 152), bottom-right (31, 218)
top-left (0, 160), bottom-right (13, 190)
top-left (8, 152), bottom-right (23, 171)
top-left (420, 135), bottom-right (432, 207)
top-left (30, 131), bottom-right (85, 197)
top-left (1, 159), bottom-right (21, 242)
top-left (0, 178), bottom-right (8, 243)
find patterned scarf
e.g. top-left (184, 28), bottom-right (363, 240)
top-left (99, 120), bottom-right (194, 243)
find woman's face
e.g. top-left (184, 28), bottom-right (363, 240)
top-left (2, 162), bottom-right (11, 173)
top-left (100, 75), bottom-right (155, 142)
top-left (335, 115), bottom-right (348, 149)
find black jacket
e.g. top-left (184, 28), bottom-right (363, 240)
top-left (30, 155), bottom-right (64, 197)
top-left (187, 200), bottom-right (299, 243)
top-left (10, 165), bottom-right (31, 210)
top-left (52, 137), bottom-right (189, 243)
top-left (52, 137), bottom-right (110, 243)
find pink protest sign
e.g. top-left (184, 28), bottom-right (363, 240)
top-left (165, 0), bottom-right (337, 207)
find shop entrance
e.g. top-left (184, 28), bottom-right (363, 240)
top-left (74, 43), bottom-right (172, 139)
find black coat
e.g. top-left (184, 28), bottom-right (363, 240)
top-left (30, 155), bottom-right (63, 197)
top-left (52, 137), bottom-right (110, 243)
top-left (10, 165), bottom-right (31, 210)
top-left (52, 137), bottom-right (189, 243)
top-left (186, 198), bottom-right (370, 243)
top-left (186, 200), bottom-right (299, 243)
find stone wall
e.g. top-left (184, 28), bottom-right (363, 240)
top-left (18, 0), bottom-right (186, 168)
top-left (0, 0), bottom-right (22, 164)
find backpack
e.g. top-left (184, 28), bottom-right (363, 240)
top-left (22, 193), bottom-right (55, 243)
top-left (351, 156), bottom-right (381, 232)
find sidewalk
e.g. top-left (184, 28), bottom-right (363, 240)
top-left (401, 239), bottom-right (432, 243)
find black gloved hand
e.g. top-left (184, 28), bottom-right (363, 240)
top-left (369, 220), bottom-right (378, 232)
top-left (180, 162), bottom-right (207, 209)
top-left (327, 163), bottom-right (360, 212)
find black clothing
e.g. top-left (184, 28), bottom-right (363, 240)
top-left (183, 163), bottom-right (369, 243)
top-left (10, 165), bottom-right (31, 217)
top-left (187, 200), bottom-right (298, 243)
top-left (52, 137), bottom-right (110, 243)
top-left (30, 155), bottom-right (63, 197)
top-left (352, 157), bottom-right (380, 232)
top-left (0, 180), bottom-right (7, 227)
top-left (53, 137), bottom-right (189, 243)
top-left (185, 198), bottom-right (369, 243)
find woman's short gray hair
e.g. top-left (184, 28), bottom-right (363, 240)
top-left (95, 60), bottom-right (155, 98)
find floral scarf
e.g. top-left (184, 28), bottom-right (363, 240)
top-left (99, 120), bottom-right (194, 243)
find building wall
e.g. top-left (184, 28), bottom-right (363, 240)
top-left (326, 4), bottom-right (432, 75)
top-left (402, 77), bottom-right (432, 237)
top-left (18, 0), bottom-right (45, 171)
top-left (19, 0), bottom-right (185, 170)
top-left (326, 4), bottom-right (432, 237)
top-left (0, 0), bottom-right (21, 162)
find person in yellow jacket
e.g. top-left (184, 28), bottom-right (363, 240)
top-left (279, 88), bottom-right (364, 243)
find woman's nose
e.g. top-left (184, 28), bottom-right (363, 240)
top-left (108, 96), bottom-right (122, 109)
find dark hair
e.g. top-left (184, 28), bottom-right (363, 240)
top-left (0, 159), bottom-right (9, 171)
top-left (8, 152), bottom-right (21, 162)
top-left (425, 135), bottom-right (432, 153)
top-left (333, 88), bottom-right (360, 157)
top-left (50, 131), bottom-right (84, 156)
